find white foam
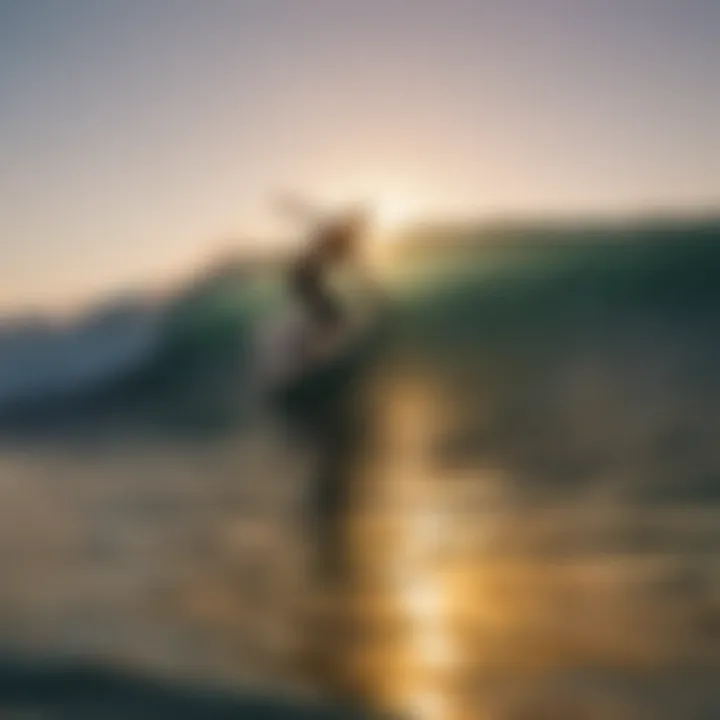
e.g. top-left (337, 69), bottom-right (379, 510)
top-left (0, 306), bottom-right (164, 409)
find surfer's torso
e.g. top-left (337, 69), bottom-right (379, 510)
top-left (260, 208), bottom-right (373, 392)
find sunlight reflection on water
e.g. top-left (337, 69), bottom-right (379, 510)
top-left (325, 353), bottom-right (720, 718)
top-left (338, 372), bottom-right (479, 719)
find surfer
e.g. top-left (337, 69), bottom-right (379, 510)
top-left (286, 206), bottom-right (372, 365)
top-left (258, 201), bottom-right (377, 391)
top-left (272, 204), bottom-right (382, 581)
top-left (276, 205), bottom-right (388, 695)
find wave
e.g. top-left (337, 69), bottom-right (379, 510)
top-left (0, 303), bottom-right (164, 409)
top-left (0, 260), bottom-right (266, 426)
top-left (2, 216), bottom-right (719, 430)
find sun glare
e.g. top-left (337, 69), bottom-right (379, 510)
top-left (373, 196), bottom-right (414, 235)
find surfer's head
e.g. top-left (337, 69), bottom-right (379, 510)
top-left (317, 205), bottom-right (372, 264)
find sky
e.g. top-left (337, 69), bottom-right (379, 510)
top-left (1, 0), bottom-right (719, 311)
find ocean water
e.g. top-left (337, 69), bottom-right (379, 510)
top-left (1, 222), bottom-right (720, 718)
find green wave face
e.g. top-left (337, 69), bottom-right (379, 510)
top-left (17, 218), bottom-right (717, 435)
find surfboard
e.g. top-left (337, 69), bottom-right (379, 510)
top-left (257, 303), bottom-right (370, 396)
